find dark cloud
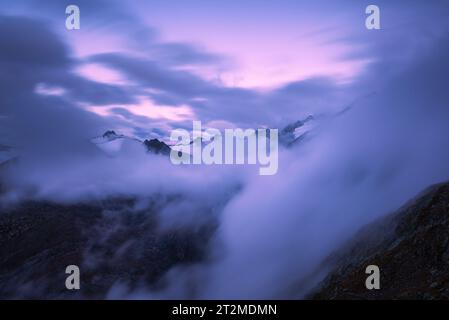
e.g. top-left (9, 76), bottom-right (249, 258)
top-left (46, 70), bottom-right (137, 105)
top-left (148, 42), bottom-right (227, 67)
top-left (89, 53), bottom-right (218, 99)
top-left (1, 0), bottom-right (353, 132)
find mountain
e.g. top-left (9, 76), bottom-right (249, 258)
top-left (309, 181), bottom-right (449, 299)
top-left (143, 139), bottom-right (172, 156)
top-left (279, 115), bottom-right (315, 147)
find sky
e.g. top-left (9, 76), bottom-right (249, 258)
top-left (4, 0), bottom-right (447, 141)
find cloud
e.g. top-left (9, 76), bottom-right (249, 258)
top-left (2, 0), bottom-right (449, 300)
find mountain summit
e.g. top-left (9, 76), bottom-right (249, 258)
top-left (310, 181), bottom-right (449, 299)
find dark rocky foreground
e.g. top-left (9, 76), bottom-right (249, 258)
top-left (0, 197), bottom-right (215, 299)
top-left (2, 178), bottom-right (449, 300)
top-left (310, 181), bottom-right (449, 299)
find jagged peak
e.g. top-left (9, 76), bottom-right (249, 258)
top-left (102, 130), bottom-right (122, 138)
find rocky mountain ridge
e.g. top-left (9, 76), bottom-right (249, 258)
top-left (310, 180), bottom-right (449, 299)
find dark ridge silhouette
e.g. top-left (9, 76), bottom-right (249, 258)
top-left (144, 139), bottom-right (171, 156)
top-left (309, 181), bottom-right (449, 300)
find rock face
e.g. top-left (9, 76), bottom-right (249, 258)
top-left (0, 198), bottom-right (215, 299)
top-left (143, 139), bottom-right (172, 156)
top-left (102, 130), bottom-right (123, 140)
top-left (0, 144), bottom-right (16, 165)
top-left (311, 181), bottom-right (449, 300)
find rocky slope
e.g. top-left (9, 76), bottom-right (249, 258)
top-left (143, 139), bottom-right (171, 155)
top-left (310, 181), bottom-right (449, 299)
